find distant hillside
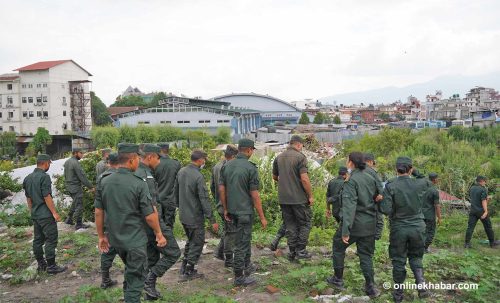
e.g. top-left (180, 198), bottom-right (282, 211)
top-left (319, 72), bottom-right (500, 105)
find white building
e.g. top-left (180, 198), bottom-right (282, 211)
top-left (0, 60), bottom-right (92, 136)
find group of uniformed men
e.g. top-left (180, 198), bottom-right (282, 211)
top-left (22, 135), bottom-right (498, 303)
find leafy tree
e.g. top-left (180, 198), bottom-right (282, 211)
top-left (333, 115), bottom-right (342, 124)
top-left (155, 125), bottom-right (185, 142)
top-left (28, 127), bottom-right (52, 154)
top-left (150, 92), bottom-right (168, 106)
top-left (214, 127), bottom-right (232, 144)
top-left (110, 95), bottom-right (147, 107)
top-left (395, 113), bottom-right (405, 121)
top-left (313, 112), bottom-right (325, 124)
top-left (378, 112), bottom-right (390, 122)
top-left (91, 92), bottom-right (112, 126)
top-left (299, 112), bottom-right (310, 124)
top-left (0, 132), bottom-right (17, 158)
top-left (136, 125), bottom-right (159, 143)
top-left (91, 126), bottom-right (120, 148)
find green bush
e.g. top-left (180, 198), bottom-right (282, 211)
top-left (0, 204), bottom-right (32, 227)
top-left (90, 126), bottom-right (120, 148)
top-left (0, 172), bottom-right (22, 192)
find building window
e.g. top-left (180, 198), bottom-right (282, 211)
top-left (198, 120), bottom-right (210, 124)
top-left (29, 111), bottom-right (34, 117)
top-left (62, 97), bottom-right (66, 104)
top-left (7, 97), bottom-right (13, 105)
top-left (37, 84), bottom-right (41, 88)
top-left (9, 126), bottom-right (14, 132)
top-left (43, 96), bottom-right (47, 103)
top-left (22, 97), bottom-right (27, 103)
top-left (28, 97), bottom-right (33, 103)
top-left (138, 121), bottom-right (150, 125)
top-left (8, 112), bottom-right (14, 118)
top-left (0, 126), bottom-right (2, 131)
top-left (36, 97), bottom-right (42, 103)
top-left (43, 111), bottom-right (48, 118)
top-left (0, 112), bottom-right (2, 118)
top-left (43, 83), bottom-right (47, 88)
top-left (7, 84), bottom-right (12, 90)
top-left (224, 120), bottom-right (230, 123)
top-left (28, 84), bottom-right (33, 88)
top-left (22, 84), bottom-right (26, 88)
top-left (63, 110), bottom-right (66, 117)
top-left (37, 111), bottom-right (42, 117)
top-left (23, 111), bottom-right (27, 118)
top-left (160, 121), bottom-right (171, 124)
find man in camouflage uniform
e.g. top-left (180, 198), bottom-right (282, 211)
top-left (154, 143), bottom-right (181, 228)
top-left (273, 135), bottom-right (314, 260)
top-left (64, 148), bottom-right (94, 230)
top-left (23, 154), bottom-right (67, 274)
top-left (422, 173), bottom-right (441, 253)
top-left (136, 144), bottom-right (181, 300)
top-left (175, 150), bottom-right (218, 282)
top-left (380, 157), bottom-right (431, 302)
top-left (96, 148), bottom-right (112, 178)
top-left (220, 139), bottom-right (267, 287)
top-left (364, 153), bottom-right (384, 240)
top-left (326, 166), bottom-right (348, 223)
top-left (211, 144), bottom-right (238, 266)
top-left (95, 143), bottom-right (167, 303)
top-left (98, 152), bottom-right (119, 289)
top-left (464, 176), bottom-right (499, 248)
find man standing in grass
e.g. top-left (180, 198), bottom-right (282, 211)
top-left (23, 154), bottom-right (67, 274)
top-left (464, 176), bottom-right (499, 249)
top-left (422, 173), bottom-right (441, 253)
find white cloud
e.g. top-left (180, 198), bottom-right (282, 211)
top-left (0, 0), bottom-right (499, 105)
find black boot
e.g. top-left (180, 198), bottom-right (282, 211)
top-left (179, 263), bottom-right (204, 282)
top-left (326, 268), bottom-right (345, 290)
top-left (287, 247), bottom-right (296, 262)
top-left (413, 268), bottom-right (430, 298)
top-left (224, 254), bottom-right (233, 268)
top-left (234, 270), bottom-right (256, 287)
top-left (144, 270), bottom-right (160, 300)
top-left (296, 249), bottom-right (312, 260)
top-left (393, 288), bottom-right (404, 303)
top-left (364, 280), bottom-right (380, 298)
top-left (75, 220), bottom-right (90, 230)
top-left (179, 259), bottom-right (188, 276)
top-left (490, 240), bottom-right (500, 248)
top-left (244, 262), bottom-right (257, 277)
top-left (270, 234), bottom-right (284, 251)
top-left (100, 270), bottom-right (118, 289)
top-left (46, 258), bottom-right (67, 274)
top-left (214, 240), bottom-right (225, 260)
top-left (64, 216), bottom-right (74, 225)
top-left (36, 258), bottom-right (47, 273)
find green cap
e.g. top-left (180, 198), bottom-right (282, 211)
top-left (396, 156), bottom-right (412, 166)
top-left (72, 147), bottom-right (83, 153)
top-left (476, 175), bottom-right (487, 182)
top-left (117, 143), bottom-right (140, 154)
top-left (290, 135), bottom-right (304, 144)
top-left (157, 143), bottom-right (170, 149)
top-left (429, 172), bottom-right (438, 179)
top-left (364, 153), bottom-right (375, 161)
top-left (142, 144), bottom-right (161, 154)
top-left (338, 166), bottom-right (348, 175)
top-left (238, 138), bottom-right (256, 149)
top-left (108, 152), bottom-right (118, 164)
top-left (37, 154), bottom-right (52, 162)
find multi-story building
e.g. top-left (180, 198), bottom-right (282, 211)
top-left (0, 60), bottom-right (92, 136)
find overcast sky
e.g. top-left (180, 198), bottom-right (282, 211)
top-left (1, 0), bottom-right (499, 105)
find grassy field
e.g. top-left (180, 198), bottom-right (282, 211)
top-left (0, 209), bottom-right (498, 303)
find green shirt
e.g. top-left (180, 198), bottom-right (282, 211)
top-left (153, 154), bottom-right (181, 210)
top-left (94, 167), bottom-right (154, 249)
top-left (272, 147), bottom-right (309, 205)
top-left (220, 153), bottom-right (260, 215)
top-left (422, 185), bottom-right (440, 220)
top-left (64, 156), bottom-right (93, 192)
top-left (211, 159), bottom-right (228, 214)
top-left (365, 166), bottom-right (384, 196)
top-left (327, 176), bottom-right (344, 219)
top-left (341, 169), bottom-right (380, 237)
top-left (380, 175), bottom-right (426, 228)
top-left (175, 163), bottom-right (214, 226)
top-left (95, 160), bottom-right (107, 179)
top-left (23, 168), bottom-right (53, 219)
top-left (135, 162), bottom-right (158, 207)
top-left (469, 184), bottom-right (488, 215)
